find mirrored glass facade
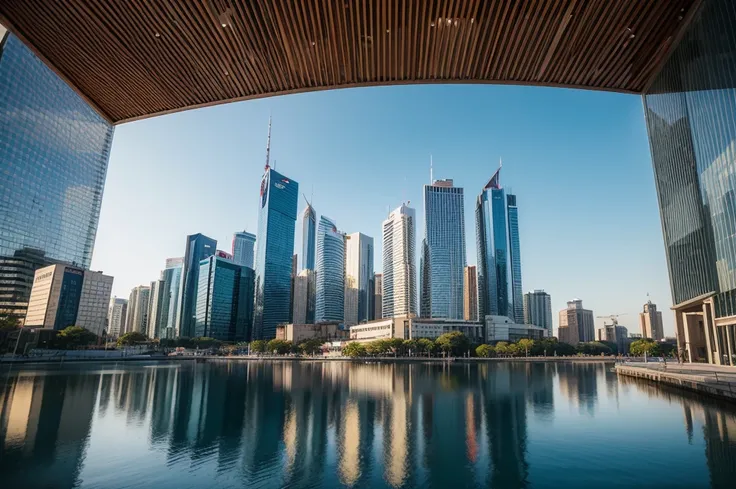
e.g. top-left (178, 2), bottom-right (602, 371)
top-left (176, 234), bottom-right (216, 338)
top-left (344, 232), bottom-right (373, 325)
top-left (232, 231), bottom-right (255, 269)
top-left (302, 203), bottom-right (316, 271)
top-left (253, 167), bottom-right (298, 339)
top-left (315, 216), bottom-right (345, 322)
top-left (0, 33), bottom-right (114, 318)
top-left (421, 180), bottom-right (466, 319)
top-left (644, 0), bottom-right (736, 319)
top-left (507, 194), bottom-right (523, 323)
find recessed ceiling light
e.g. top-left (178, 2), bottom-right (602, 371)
top-left (154, 32), bottom-right (160, 38)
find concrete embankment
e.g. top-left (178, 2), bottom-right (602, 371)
top-left (615, 364), bottom-right (736, 403)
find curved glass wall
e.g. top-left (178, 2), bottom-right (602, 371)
top-left (315, 216), bottom-right (345, 322)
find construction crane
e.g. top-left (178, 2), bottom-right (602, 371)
top-left (597, 313), bottom-right (628, 326)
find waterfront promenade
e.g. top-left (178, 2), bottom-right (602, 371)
top-left (616, 363), bottom-right (736, 403)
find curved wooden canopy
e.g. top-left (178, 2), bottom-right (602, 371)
top-left (0, 0), bottom-right (699, 124)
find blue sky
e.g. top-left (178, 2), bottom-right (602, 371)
top-left (91, 83), bottom-right (672, 335)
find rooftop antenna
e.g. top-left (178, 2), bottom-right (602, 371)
top-left (264, 114), bottom-right (272, 171)
top-left (430, 154), bottom-right (434, 184)
top-left (311, 184), bottom-right (314, 206)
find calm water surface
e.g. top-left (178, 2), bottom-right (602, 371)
top-left (1, 361), bottom-right (735, 489)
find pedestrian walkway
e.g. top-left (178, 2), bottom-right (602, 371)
top-left (615, 362), bottom-right (736, 403)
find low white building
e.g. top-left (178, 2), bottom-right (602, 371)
top-left (349, 316), bottom-right (483, 342)
top-left (484, 315), bottom-right (547, 343)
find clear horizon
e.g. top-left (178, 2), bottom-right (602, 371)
top-left (92, 83), bottom-right (671, 336)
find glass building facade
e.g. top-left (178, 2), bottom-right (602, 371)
top-left (195, 256), bottom-right (254, 342)
top-left (344, 232), bottom-right (374, 325)
top-left (0, 32), bottom-right (114, 319)
top-left (176, 234), bottom-right (216, 338)
top-left (644, 0), bottom-right (736, 364)
top-left (163, 264), bottom-right (182, 339)
top-left (475, 169), bottom-right (510, 319)
top-left (253, 167), bottom-right (298, 339)
top-left (315, 216), bottom-right (345, 322)
top-left (421, 180), bottom-right (466, 319)
top-left (302, 203), bottom-right (316, 271)
top-left (232, 231), bottom-right (256, 269)
top-left (507, 194), bottom-right (523, 324)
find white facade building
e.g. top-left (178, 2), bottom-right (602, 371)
top-left (349, 316), bottom-right (483, 342)
top-left (76, 270), bottom-right (114, 335)
top-left (382, 204), bottom-right (417, 318)
top-left (126, 285), bottom-right (150, 334)
top-left (485, 315), bottom-right (547, 343)
top-left (108, 297), bottom-right (128, 337)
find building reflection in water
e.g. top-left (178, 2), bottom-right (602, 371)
top-left (0, 362), bottom-right (735, 489)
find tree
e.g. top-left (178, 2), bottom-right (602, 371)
top-left (403, 339), bottom-right (419, 356)
top-left (366, 339), bottom-right (391, 356)
top-left (250, 340), bottom-right (267, 353)
top-left (387, 338), bottom-right (404, 355)
top-left (266, 339), bottom-right (293, 354)
top-left (630, 339), bottom-right (661, 357)
top-left (517, 339), bottom-right (534, 357)
top-left (298, 338), bottom-right (324, 356)
top-left (0, 313), bottom-right (20, 332)
top-left (495, 341), bottom-right (510, 357)
top-left (117, 331), bottom-right (148, 346)
top-left (435, 331), bottom-right (470, 357)
top-left (507, 343), bottom-right (521, 357)
top-left (343, 342), bottom-right (367, 357)
top-left (192, 337), bottom-right (222, 350)
top-left (55, 326), bottom-right (98, 349)
top-left (476, 344), bottom-right (495, 358)
top-left (417, 338), bottom-right (436, 357)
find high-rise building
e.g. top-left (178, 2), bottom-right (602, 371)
top-left (302, 201), bottom-right (316, 271)
top-left (0, 31), bottom-right (114, 321)
top-left (126, 286), bottom-right (151, 335)
top-left (476, 167), bottom-right (510, 319)
top-left (382, 204), bottom-right (417, 318)
top-left (291, 269), bottom-right (310, 325)
top-left (253, 164), bottom-right (299, 339)
top-left (558, 299), bottom-right (595, 344)
top-left (25, 265), bottom-right (113, 335)
top-left (523, 290), bottom-right (553, 335)
top-left (159, 261), bottom-right (183, 339)
top-left (176, 233), bottom-right (216, 338)
top-left (421, 179), bottom-right (466, 319)
top-left (165, 257), bottom-right (183, 269)
top-left (232, 231), bottom-right (256, 268)
top-left (195, 255), bottom-right (254, 342)
top-left (107, 297), bottom-right (127, 337)
top-left (345, 232), bottom-right (374, 326)
top-left (507, 194), bottom-right (523, 323)
top-left (640, 300), bottom-right (664, 340)
top-left (463, 266), bottom-right (478, 321)
top-left (147, 279), bottom-right (165, 339)
top-left (373, 273), bottom-right (383, 320)
top-left (315, 216), bottom-right (345, 322)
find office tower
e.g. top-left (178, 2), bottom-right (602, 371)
top-left (195, 255), bottom-right (254, 341)
top-left (476, 167), bottom-right (510, 319)
top-left (253, 161), bottom-right (299, 339)
top-left (421, 179), bottom-right (466, 319)
top-left (165, 257), bottom-right (183, 268)
top-left (344, 233), bottom-right (374, 326)
top-left (176, 233), bottom-right (216, 338)
top-left (464, 266), bottom-right (478, 321)
top-left (292, 269), bottom-right (311, 325)
top-left (315, 216), bottom-right (345, 322)
top-left (126, 286), bottom-right (151, 335)
top-left (232, 231), bottom-right (256, 268)
top-left (640, 300), bottom-right (664, 340)
top-left (382, 204), bottom-right (417, 318)
top-left (147, 279), bottom-right (165, 338)
top-left (25, 265), bottom-right (113, 335)
top-left (160, 260), bottom-right (183, 339)
top-left (302, 200), bottom-right (316, 271)
top-left (0, 31), bottom-right (113, 321)
top-left (372, 273), bottom-right (383, 320)
top-left (507, 193), bottom-right (523, 323)
top-left (558, 299), bottom-right (595, 344)
top-left (523, 290), bottom-right (553, 335)
top-left (289, 253), bottom-right (297, 322)
top-left (107, 297), bottom-right (128, 337)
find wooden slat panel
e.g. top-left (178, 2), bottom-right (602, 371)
top-left (0, 0), bottom-right (700, 124)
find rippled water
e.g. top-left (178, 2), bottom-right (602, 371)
top-left (1, 361), bottom-right (735, 489)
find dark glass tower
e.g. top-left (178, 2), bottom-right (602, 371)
top-left (253, 167), bottom-right (298, 339)
top-left (302, 202), bottom-right (316, 271)
top-left (176, 233), bottom-right (216, 337)
top-left (507, 194), bottom-right (523, 323)
top-left (315, 216), bottom-right (345, 322)
top-left (0, 32), bottom-right (114, 319)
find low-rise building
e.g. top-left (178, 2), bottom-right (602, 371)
top-left (484, 315), bottom-right (547, 343)
top-left (348, 316), bottom-right (484, 343)
top-left (275, 321), bottom-right (348, 343)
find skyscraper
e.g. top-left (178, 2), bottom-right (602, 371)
top-left (195, 255), bottom-right (254, 342)
top-left (176, 233), bottom-right (216, 338)
top-left (507, 193), bottom-right (523, 323)
top-left (315, 216), bottom-right (345, 322)
top-left (382, 204), bottom-right (417, 318)
top-left (0, 31), bottom-right (114, 320)
top-left (558, 299), bottom-right (595, 344)
top-left (232, 231), bottom-right (256, 268)
top-left (147, 279), bottom-right (165, 339)
top-left (160, 260), bottom-right (183, 339)
top-left (292, 269), bottom-right (310, 325)
top-left (126, 285), bottom-right (150, 335)
top-left (421, 179), bottom-right (466, 319)
top-left (523, 290), bottom-right (553, 335)
top-left (463, 266), bottom-right (478, 321)
top-left (107, 297), bottom-right (127, 337)
top-left (373, 273), bottom-right (383, 320)
top-left (476, 166), bottom-right (510, 319)
top-left (345, 232), bottom-right (374, 326)
top-left (253, 161), bottom-right (298, 339)
top-left (640, 300), bottom-right (664, 340)
top-left (302, 200), bottom-right (316, 271)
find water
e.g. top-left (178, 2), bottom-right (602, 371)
top-left (0, 361), bottom-right (734, 489)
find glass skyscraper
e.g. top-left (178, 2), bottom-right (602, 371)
top-left (345, 232), bottom-right (374, 326)
top-left (253, 167), bottom-right (298, 339)
top-left (507, 194), bottom-right (523, 324)
top-left (302, 202), bottom-right (316, 271)
top-left (421, 179), bottom-right (466, 319)
top-left (315, 216), bottom-right (345, 322)
top-left (643, 0), bottom-right (736, 364)
top-left (0, 31), bottom-right (114, 320)
top-left (176, 234), bottom-right (216, 338)
top-left (232, 231), bottom-right (256, 269)
top-left (475, 168), bottom-right (509, 318)
top-left (159, 262), bottom-right (182, 339)
top-left (195, 255), bottom-right (254, 342)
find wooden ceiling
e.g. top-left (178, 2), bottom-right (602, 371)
top-left (0, 0), bottom-right (699, 124)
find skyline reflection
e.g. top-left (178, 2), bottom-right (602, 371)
top-left (0, 361), bottom-right (734, 489)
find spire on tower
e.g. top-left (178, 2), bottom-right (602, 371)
top-left (264, 114), bottom-right (272, 171)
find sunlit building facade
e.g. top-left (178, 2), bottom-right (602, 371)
top-left (507, 194), bottom-right (523, 323)
top-left (382, 204), bottom-right (417, 318)
top-left (176, 233), bottom-right (216, 338)
top-left (232, 231), bottom-right (256, 268)
top-left (344, 232), bottom-right (374, 326)
top-left (315, 216), bottom-right (345, 323)
top-left (523, 289), bottom-right (553, 335)
top-left (476, 168), bottom-right (509, 318)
